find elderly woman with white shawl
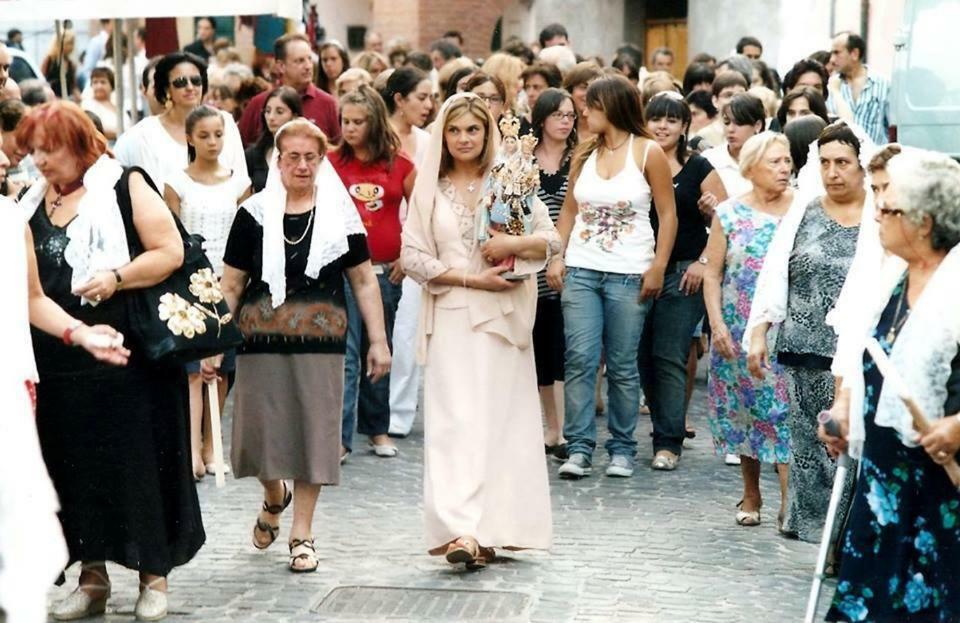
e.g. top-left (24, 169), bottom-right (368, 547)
top-left (745, 122), bottom-right (874, 543)
top-left (400, 93), bottom-right (559, 569)
top-left (814, 150), bottom-right (960, 621)
top-left (221, 119), bottom-right (391, 574)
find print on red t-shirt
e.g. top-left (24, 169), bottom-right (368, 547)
top-left (330, 151), bottom-right (414, 263)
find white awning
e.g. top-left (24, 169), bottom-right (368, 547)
top-left (0, 0), bottom-right (302, 20)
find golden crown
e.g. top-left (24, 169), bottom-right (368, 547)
top-left (520, 133), bottom-right (539, 151)
top-left (499, 112), bottom-right (521, 139)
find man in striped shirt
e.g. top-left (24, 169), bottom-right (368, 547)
top-left (827, 31), bottom-right (890, 145)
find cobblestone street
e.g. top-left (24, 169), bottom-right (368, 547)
top-left (49, 379), bottom-right (834, 622)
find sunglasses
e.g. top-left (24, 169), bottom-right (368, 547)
top-left (171, 75), bottom-right (203, 89)
top-left (878, 207), bottom-right (904, 218)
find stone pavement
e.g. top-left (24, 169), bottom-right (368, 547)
top-left (48, 379), bottom-right (837, 623)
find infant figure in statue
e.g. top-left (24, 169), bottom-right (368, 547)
top-left (478, 112), bottom-right (540, 278)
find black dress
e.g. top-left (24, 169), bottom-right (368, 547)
top-left (29, 178), bottom-right (205, 577)
top-left (826, 276), bottom-right (960, 622)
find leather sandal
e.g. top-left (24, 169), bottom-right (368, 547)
top-left (735, 499), bottom-right (762, 526)
top-left (466, 546), bottom-right (496, 570)
top-left (444, 536), bottom-right (480, 565)
top-left (52, 564), bottom-right (111, 621)
top-left (288, 538), bottom-right (318, 573)
top-left (252, 481), bottom-right (292, 550)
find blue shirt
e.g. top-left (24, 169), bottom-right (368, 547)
top-left (829, 66), bottom-right (891, 145)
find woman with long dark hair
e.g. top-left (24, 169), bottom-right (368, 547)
top-left (244, 86), bottom-right (303, 193)
top-left (530, 87), bottom-right (577, 458)
top-left (331, 85), bottom-right (416, 460)
top-left (546, 76), bottom-right (678, 480)
top-left (318, 42), bottom-right (350, 95)
top-left (639, 91), bottom-right (728, 471)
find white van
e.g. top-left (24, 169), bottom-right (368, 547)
top-left (890, 0), bottom-right (960, 158)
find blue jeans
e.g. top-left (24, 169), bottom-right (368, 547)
top-left (341, 272), bottom-right (402, 452)
top-left (638, 260), bottom-right (706, 455)
top-left (561, 267), bottom-right (651, 460)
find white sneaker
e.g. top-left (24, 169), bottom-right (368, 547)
top-left (605, 454), bottom-right (635, 478)
top-left (558, 453), bottom-right (592, 479)
top-left (724, 453), bottom-right (742, 466)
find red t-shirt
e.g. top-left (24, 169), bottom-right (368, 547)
top-left (238, 83), bottom-right (341, 146)
top-left (330, 151), bottom-right (414, 263)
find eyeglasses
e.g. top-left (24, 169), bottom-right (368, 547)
top-left (549, 111), bottom-right (577, 121)
top-left (476, 94), bottom-right (504, 105)
top-left (282, 152), bottom-right (323, 166)
top-left (877, 207), bottom-right (904, 218)
top-left (171, 75), bottom-right (203, 89)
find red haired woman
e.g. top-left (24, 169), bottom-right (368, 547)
top-left (17, 101), bottom-right (204, 622)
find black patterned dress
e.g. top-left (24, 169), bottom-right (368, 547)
top-left (29, 191), bottom-right (205, 577)
top-left (775, 198), bottom-right (859, 541)
top-left (826, 276), bottom-right (960, 622)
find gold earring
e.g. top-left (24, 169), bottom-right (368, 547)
top-left (164, 98), bottom-right (173, 110)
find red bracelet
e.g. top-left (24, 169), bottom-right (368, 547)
top-left (62, 321), bottom-right (83, 346)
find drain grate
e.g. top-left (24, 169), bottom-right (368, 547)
top-left (312, 586), bottom-right (532, 620)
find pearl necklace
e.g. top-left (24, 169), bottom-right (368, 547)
top-left (284, 207), bottom-right (315, 245)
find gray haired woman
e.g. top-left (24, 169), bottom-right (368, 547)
top-left (819, 150), bottom-right (960, 622)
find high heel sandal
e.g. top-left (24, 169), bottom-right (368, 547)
top-left (735, 499), bottom-right (762, 526)
top-left (135, 577), bottom-right (168, 621)
top-left (252, 481), bottom-right (292, 550)
top-left (51, 564), bottom-right (111, 621)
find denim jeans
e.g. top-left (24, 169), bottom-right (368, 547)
top-left (638, 260), bottom-right (706, 456)
top-left (561, 266), bottom-right (651, 460)
top-left (342, 271), bottom-right (402, 452)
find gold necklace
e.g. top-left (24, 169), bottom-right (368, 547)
top-left (602, 133), bottom-right (630, 152)
top-left (284, 208), bottom-right (315, 245)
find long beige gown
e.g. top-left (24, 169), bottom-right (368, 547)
top-left (402, 177), bottom-right (559, 554)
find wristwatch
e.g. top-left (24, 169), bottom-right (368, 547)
top-left (698, 256), bottom-right (708, 265)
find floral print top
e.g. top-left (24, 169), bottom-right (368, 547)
top-left (707, 200), bottom-right (791, 463)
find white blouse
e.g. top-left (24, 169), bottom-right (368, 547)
top-left (166, 169), bottom-right (250, 275)
top-left (114, 110), bottom-right (247, 195)
top-left (703, 143), bottom-right (752, 199)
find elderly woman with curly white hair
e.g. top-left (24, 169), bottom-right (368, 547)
top-left (820, 149), bottom-right (960, 623)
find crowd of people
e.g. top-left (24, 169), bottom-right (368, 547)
top-left (1, 16), bottom-right (959, 623)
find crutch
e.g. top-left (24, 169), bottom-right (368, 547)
top-left (206, 377), bottom-right (226, 488)
top-left (803, 412), bottom-right (853, 623)
top-left (865, 338), bottom-right (960, 488)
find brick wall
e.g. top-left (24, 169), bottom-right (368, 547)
top-left (372, 0), bottom-right (509, 58)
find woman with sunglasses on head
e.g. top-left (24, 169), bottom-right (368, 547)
top-left (639, 91), bottom-right (728, 471)
top-left (221, 119), bottom-right (390, 573)
top-left (529, 88), bottom-right (577, 459)
top-left (331, 85), bottom-right (416, 461)
top-left (114, 52), bottom-right (247, 194)
top-left (163, 105), bottom-right (251, 481)
top-left (546, 76), bottom-right (678, 481)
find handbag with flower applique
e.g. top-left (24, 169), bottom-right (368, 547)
top-left (116, 167), bottom-right (243, 363)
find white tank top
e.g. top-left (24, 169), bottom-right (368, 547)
top-left (565, 135), bottom-right (656, 274)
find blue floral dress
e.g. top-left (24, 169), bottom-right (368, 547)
top-left (827, 277), bottom-right (960, 623)
top-left (707, 201), bottom-right (791, 463)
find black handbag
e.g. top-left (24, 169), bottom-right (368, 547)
top-left (116, 167), bottom-right (243, 364)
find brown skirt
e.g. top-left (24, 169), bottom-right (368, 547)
top-left (231, 353), bottom-right (343, 485)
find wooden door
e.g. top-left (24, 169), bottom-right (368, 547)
top-left (645, 19), bottom-right (687, 78)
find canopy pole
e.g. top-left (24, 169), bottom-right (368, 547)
top-left (55, 20), bottom-right (68, 100)
top-left (126, 19), bottom-right (140, 124)
top-left (112, 19), bottom-right (125, 134)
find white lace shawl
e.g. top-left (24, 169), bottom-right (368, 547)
top-left (18, 155), bottom-right (129, 306)
top-left (834, 245), bottom-right (960, 459)
top-left (743, 131), bottom-right (879, 351)
top-left (240, 148), bottom-right (364, 308)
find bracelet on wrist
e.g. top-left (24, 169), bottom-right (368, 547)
top-left (62, 321), bottom-right (84, 346)
top-left (112, 268), bottom-right (123, 290)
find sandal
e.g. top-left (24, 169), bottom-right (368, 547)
top-left (735, 499), bottom-right (762, 526)
top-left (651, 450), bottom-right (679, 471)
top-left (52, 564), bottom-right (111, 621)
top-left (252, 481), bottom-right (292, 550)
top-left (466, 546), bottom-right (496, 571)
top-left (444, 536), bottom-right (480, 566)
top-left (288, 538), bottom-right (318, 573)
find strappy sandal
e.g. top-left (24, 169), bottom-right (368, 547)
top-left (52, 564), bottom-right (112, 621)
top-left (288, 538), bottom-right (319, 573)
top-left (252, 481), bottom-right (292, 550)
top-left (466, 546), bottom-right (496, 571)
top-left (135, 577), bottom-right (168, 621)
top-left (735, 499), bottom-right (762, 526)
top-left (444, 536), bottom-right (480, 566)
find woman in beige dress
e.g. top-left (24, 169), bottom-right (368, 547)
top-left (401, 93), bottom-right (559, 569)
